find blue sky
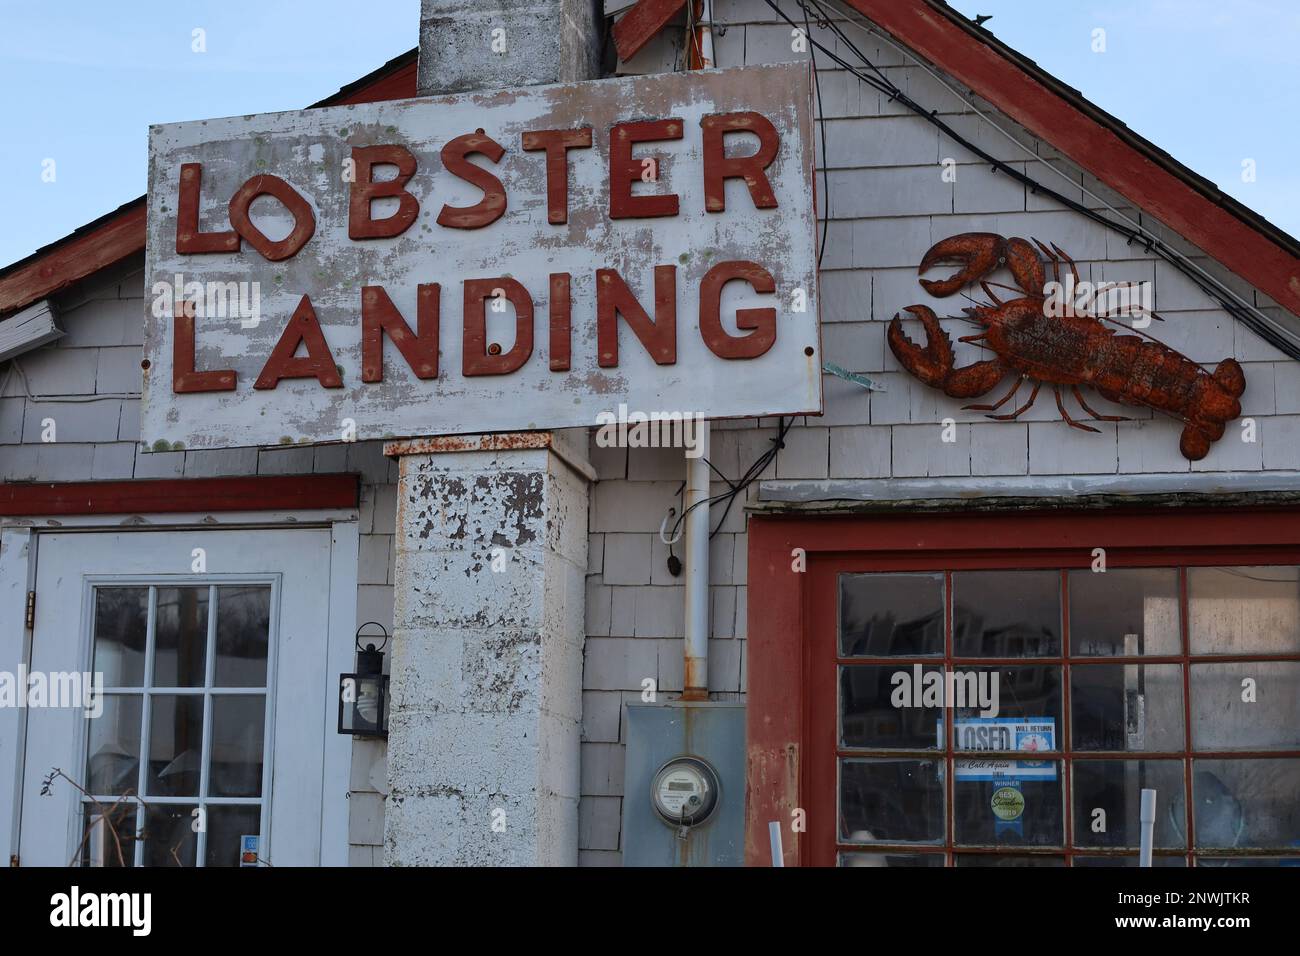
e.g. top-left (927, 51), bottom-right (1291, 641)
top-left (0, 0), bottom-right (1295, 268)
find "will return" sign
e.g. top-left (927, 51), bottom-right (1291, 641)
top-left (142, 64), bottom-right (820, 450)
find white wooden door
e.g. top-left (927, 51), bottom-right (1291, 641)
top-left (18, 528), bottom-right (334, 867)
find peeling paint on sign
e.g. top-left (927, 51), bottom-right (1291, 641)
top-left (143, 64), bottom-right (821, 449)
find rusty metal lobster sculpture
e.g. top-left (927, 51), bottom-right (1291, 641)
top-left (888, 232), bottom-right (1246, 461)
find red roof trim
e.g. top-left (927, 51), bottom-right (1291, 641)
top-left (0, 474), bottom-right (359, 516)
top-left (844, 0), bottom-right (1300, 317)
top-left (612, 0), bottom-right (684, 61)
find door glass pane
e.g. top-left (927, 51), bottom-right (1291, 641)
top-left (1188, 566), bottom-right (1300, 654)
top-left (142, 804), bottom-right (198, 866)
top-left (210, 696), bottom-right (265, 797)
top-left (1071, 759), bottom-right (1186, 848)
top-left (840, 758), bottom-right (945, 844)
top-left (1184, 760), bottom-right (1300, 850)
top-left (1071, 663), bottom-right (1185, 751)
top-left (1068, 568), bottom-right (1181, 656)
top-left (1073, 855), bottom-right (1186, 867)
top-left (953, 763), bottom-right (1064, 847)
top-left (79, 804), bottom-right (140, 867)
top-left (1190, 662), bottom-right (1300, 751)
top-left (839, 573), bottom-right (943, 657)
top-left (839, 851), bottom-right (945, 867)
top-left (153, 587), bottom-right (209, 688)
top-left (953, 570), bottom-right (1060, 657)
top-left (146, 695), bottom-right (204, 797)
top-left (205, 806), bottom-right (262, 867)
top-left (92, 587), bottom-right (149, 687)
top-left (954, 854), bottom-right (1065, 866)
top-left (85, 694), bottom-right (141, 796)
top-left (952, 665), bottom-right (1061, 724)
top-left (215, 587), bottom-right (271, 687)
top-left (841, 664), bottom-right (944, 749)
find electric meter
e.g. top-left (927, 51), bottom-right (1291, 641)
top-left (651, 756), bottom-right (720, 827)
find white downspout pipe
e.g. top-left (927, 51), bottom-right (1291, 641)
top-left (682, 421), bottom-right (710, 699)
top-left (682, 2), bottom-right (714, 701)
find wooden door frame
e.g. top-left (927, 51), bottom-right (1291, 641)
top-left (744, 504), bottom-right (1300, 866)
top-left (0, 499), bottom-right (359, 867)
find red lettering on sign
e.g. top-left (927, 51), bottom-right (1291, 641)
top-left (521, 128), bottom-right (593, 225)
top-left (701, 112), bottom-right (780, 212)
top-left (549, 272), bottom-right (572, 371)
top-left (463, 278), bottom-right (533, 376)
top-left (437, 131), bottom-right (507, 229)
top-left (173, 309), bottom-right (236, 393)
top-left (175, 163), bottom-right (239, 254)
top-left (361, 284), bottom-right (439, 382)
top-left (254, 295), bottom-right (343, 389)
top-left (609, 119), bottom-right (683, 220)
top-left (699, 260), bottom-right (777, 359)
top-left (349, 145), bottom-right (420, 240)
top-left (596, 265), bottom-right (677, 366)
top-left (228, 175), bottom-right (316, 261)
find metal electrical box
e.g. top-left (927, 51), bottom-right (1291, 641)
top-left (622, 702), bottom-right (746, 866)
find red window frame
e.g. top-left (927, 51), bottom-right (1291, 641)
top-left (744, 506), bottom-right (1300, 866)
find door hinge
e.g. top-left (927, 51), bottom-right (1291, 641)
top-left (25, 591), bottom-right (35, 631)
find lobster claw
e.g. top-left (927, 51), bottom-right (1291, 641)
top-left (918, 232), bottom-right (1046, 299)
top-left (887, 305), bottom-right (953, 388)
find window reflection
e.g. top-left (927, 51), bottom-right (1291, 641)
top-left (953, 570), bottom-right (1060, 657)
top-left (839, 573), bottom-right (943, 657)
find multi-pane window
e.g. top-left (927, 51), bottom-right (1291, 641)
top-left (835, 566), bottom-right (1300, 866)
top-left (81, 583), bottom-right (273, 867)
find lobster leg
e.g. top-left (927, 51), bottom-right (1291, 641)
top-left (965, 376), bottom-right (1023, 413)
top-left (1054, 386), bottom-right (1101, 433)
top-left (1072, 385), bottom-right (1130, 422)
top-left (989, 381), bottom-right (1042, 420)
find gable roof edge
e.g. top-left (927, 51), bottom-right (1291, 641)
top-left (842, 0), bottom-right (1300, 320)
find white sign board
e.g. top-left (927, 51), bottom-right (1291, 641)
top-left (142, 64), bottom-right (820, 450)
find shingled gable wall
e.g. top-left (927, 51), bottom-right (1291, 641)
top-left (1, 0), bottom-right (1295, 865)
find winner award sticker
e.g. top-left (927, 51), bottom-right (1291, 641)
top-left (992, 786), bottom-right (1025, 821)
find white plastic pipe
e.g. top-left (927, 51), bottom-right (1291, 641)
top-left (769, 821), bottom-right (784, 867)
top-left (683, 421), bottom-right (710, 699)
top-left (1139, 788), bottom-right (1157, 867)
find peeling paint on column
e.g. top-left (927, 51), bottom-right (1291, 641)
top-left (385, 446), bottom-right (587, 866)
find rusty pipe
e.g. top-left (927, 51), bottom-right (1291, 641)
top-left (682, 421), bottom-right (710, 700)
top-left (695, 0), bottom-right (714, 69)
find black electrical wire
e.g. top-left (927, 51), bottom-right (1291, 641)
top-left (764, 0), bottom-right (1300, 360)
top-left (666, 417), bottom-right (793, 542)
top-left (802, 2), bottom-right (831, 271)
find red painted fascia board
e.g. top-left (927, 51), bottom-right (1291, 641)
top-left (612, 0), bottom-right (685, 61)
top-left (0, 203), bottom-right (148, 318)
top-left (0, 56), bottom-right (419, 318)
top-left (0, 474), bottom-right (359, 516)
top-left (843, 0), bottom-right (1300, 317)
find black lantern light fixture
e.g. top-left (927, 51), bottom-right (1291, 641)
top-left (338, 622), bottom-right (390, 738)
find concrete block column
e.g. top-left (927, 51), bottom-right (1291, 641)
top-left (382, 435), bottom-right (594, 865)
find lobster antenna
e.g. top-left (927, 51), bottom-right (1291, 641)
top-left (1093, 312), bottom-right (1177, 348)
